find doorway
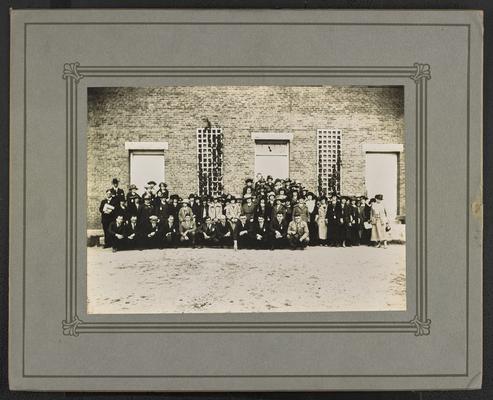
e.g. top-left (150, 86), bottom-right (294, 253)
top-left (129, 150), bottom-right (165, 195)
top-left (254, 140), bottom-right (289, 180)
top-left (365, 152), bottom-right (398, 220)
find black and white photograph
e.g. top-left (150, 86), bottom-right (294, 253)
top-left (86, 85), bottom-right (406, 314)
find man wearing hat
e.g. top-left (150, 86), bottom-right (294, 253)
top-left (370, 194), bottom-right (390, 248)
top-left (140, 196), bottom-right (155, 227)
top-left (178, 198), bottom-right (194, 223)
top-left (99, 189), bottom-right (118, 248)
top-left (271, 196), bottom-right (286, 221)
top-left (126, 184), bottom-right (140, 210)
top-left (110, 178), bottom-right (125, 203)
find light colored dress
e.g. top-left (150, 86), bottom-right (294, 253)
top-left (370, 202), bottom-right (389, 241)
top-left (317, 203), bottom-right (328, 240)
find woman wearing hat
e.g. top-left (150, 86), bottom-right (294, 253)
top-left (370, 194), bottom-right (390, 248)
top-left (225, 196), bottom-right (241, 221)
top-left (316, 196), bottom-right (328, 246)
top-left (155, 182), bottom-right (169, 201)
top-left (306, 192), bottom-right (318, 245)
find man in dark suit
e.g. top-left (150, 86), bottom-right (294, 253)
top-left (108, 214), bottom-right (126, 252)
top-left (233, 214), bottom-right (251, 250)
top-left (271, 197), bottom-right (286, 221)
top-left (250, 215), bottom-right (269, 249)
top-left (124, 215), bottom-right (141, 250)
top-left (99, 189), bottom-right (118, 248)
top-left (270, 210), bottom-right (289, 250)
top-left (216, 214), bottom-right (233, 247)
top-left (161, 214), bottom-right (179, 248)
top-left (143, 215), bottom-right (161, 249)
top-left (140, 197), bottom-right (155, 227)
top-left (198, 216), bottom-right (218, 247)
top-left (110, 178), bottom-right (125, 203)
top-left (126, 184), bottom-right (140, 210)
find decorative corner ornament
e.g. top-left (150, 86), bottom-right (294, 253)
top-left (410, 315), bottom-right (431, 336)
top-left (62, 315), bottom-right (82, 337)
top-left (62, 62), bottom-right (84, 82)
top-left (410, 63), bottom-right (431, 82)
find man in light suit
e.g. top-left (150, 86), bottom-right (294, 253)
top-left (287, 214), bottom-right (310, 249)
top-left (179, 214), bottom-right (197, 248)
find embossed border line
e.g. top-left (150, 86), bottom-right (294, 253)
top-left (61, 64), bottom-right (430, 337)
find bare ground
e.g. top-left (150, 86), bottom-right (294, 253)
top-left (87, 245), bottom-right (406, 314)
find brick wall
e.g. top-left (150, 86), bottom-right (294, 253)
top-left (87, 86), bottom-right (404, 229)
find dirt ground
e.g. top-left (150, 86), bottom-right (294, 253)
top-left (87, 244), bottom-right (406, 314)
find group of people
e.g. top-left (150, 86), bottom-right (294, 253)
top-left (99, 175), bottom-right (392, 252)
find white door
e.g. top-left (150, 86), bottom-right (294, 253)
top-left (254, 141), bottom-right (289, 180)
top-left (130, 151), bottom-right (165, 195)
top-left (365, 152), bottom-right (398, 220)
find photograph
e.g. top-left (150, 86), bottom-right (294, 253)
top-left (86, 85), bottom-right (406, 314)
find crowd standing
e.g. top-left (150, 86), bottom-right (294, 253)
top-left (99, 175), bottom-right (392, 252)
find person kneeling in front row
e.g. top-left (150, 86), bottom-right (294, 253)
top-left (233, 214), bottom-right (251, 250)
top-left (108, 214), bottom-right (126, 252)
top-left (124, 215), bottom-right (141, 250)
top-left (270, 210), bottom-right (288, 250)
top-left (287, 214), bottom-right (310, 250)
top-left (161, 214), bottom-right (179, 248)
top-left (250, 215), bottom-right (269, 249)
top-left (198, 216), bottom-right (219, 247)
top-left (216, 214), bottom-right (233, 248)
top-left (179, 214), bottom-right (197, 248)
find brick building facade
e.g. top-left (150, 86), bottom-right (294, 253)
top-left (87, 86), bottom-right (405, 230)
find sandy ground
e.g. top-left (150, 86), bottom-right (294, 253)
top-left (87, 244), bottom-right (406, 314)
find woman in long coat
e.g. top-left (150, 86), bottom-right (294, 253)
top-left (326, 197), bottom-right (342, 246)
top-left (305, 192), bottom-right (318, 245)
top-left (316, 196), bottom-right (328, 245)
top-left (371, 194), bottom-right (390, 248)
